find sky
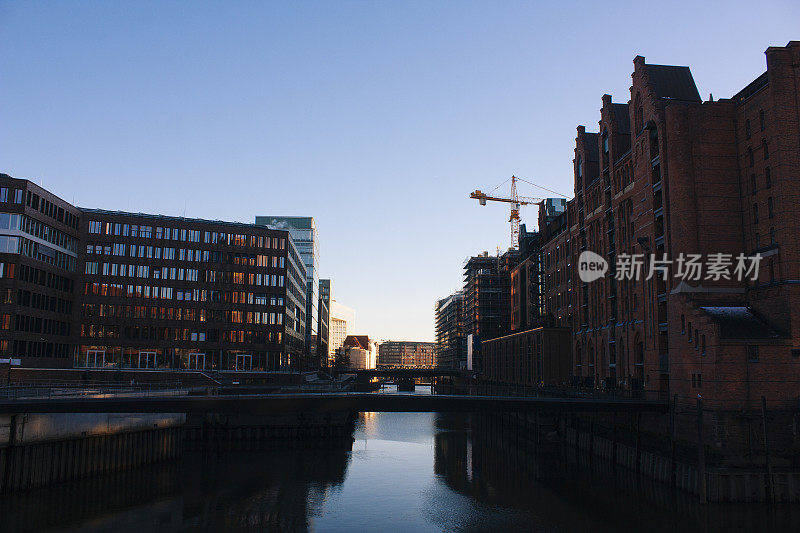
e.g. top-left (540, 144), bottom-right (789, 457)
top-left (1, 1), bottom-right (798, 342)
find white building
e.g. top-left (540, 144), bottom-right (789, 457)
top-left (329, 301), bottom-right (355, 362)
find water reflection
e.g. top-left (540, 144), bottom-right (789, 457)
top-left (2, 411), bottom-right (799, 532)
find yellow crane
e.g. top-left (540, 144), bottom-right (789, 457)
top-left (470, 175), bottom-right (544, 250)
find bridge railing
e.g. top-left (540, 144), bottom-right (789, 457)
top-left (0, 383), bottom-right (194, 401)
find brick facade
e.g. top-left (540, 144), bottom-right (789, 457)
top-left (540, 41), bottom-right (800, 408)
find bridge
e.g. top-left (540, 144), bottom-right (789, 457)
top-left (0, 392), bottom-right (668, 415)
top-left (332, 368), bottom-right (469, 379)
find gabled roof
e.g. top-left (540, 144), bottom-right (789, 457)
top-left (343, 335), bottom-right (371, 349)
top-left (700, 307), bottom-right (784, 340)
top-left (611, 103), bottom-right (631, 134)
top-left (582, 132), bottom-right (599, 162)
top-left (645, 64), bottom-right (701, 102)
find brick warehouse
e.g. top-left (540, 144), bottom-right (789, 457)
top-left (0, 174), bottom-right (309, 371)
top-left (537, 41), bottom-right (800, 410)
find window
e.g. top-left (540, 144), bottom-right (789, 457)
top-left (13, 190), bottom-right (22, 204)
top-left (751, 174), bottom-right (757, 194)
top-left (753, 203), bottom-right (759, 224)
top-left (768, 197), bottom-right (774, 219)
top-left (747, 345), bottom-right (759, 362)
top-left (770, 227), bottom-right (776, 245)
top-left (763, 139), bottom-right (769, 160)
top-left (681, 315), bottom-right (685, 334)
top-left (759, 109), bottom-right (765, 131)
top-left (0, 188), bottom-right (7, 202)
top-left (745, 119), bottom-right (751, 139)
top-left (88, 221), bottom-right (101, 233)
top-left (765, 167), bottom-right (771, 189)
top-left (701, 335), bottom-right (706, 356)
top-left (748, 147), bottom-right (754, 167)
top-left (687, 322), bottom-right (692, 342)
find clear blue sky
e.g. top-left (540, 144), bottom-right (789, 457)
top-left (1, 1), bottom-right (797, 341)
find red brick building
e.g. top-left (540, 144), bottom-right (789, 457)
top-left (541, 41), bottom-right (800, 408)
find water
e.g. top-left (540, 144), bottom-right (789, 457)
top-left (2, 389), bottom-right (798, 532)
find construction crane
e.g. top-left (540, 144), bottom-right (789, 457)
top-left (470, 175), bottom-right (544, 250)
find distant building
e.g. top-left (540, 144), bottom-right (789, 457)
top-left (255, 216), bottom-right (320, 369)
top-left (329, 300), bottom-right (355, 364)
top-left (339, 335), bottom-right (377, 370)
top-left (435, 291), bottom-right (465, 369)
top-left (318, 279), bottom-right (330, 366)
top-left (378, 341), bottom-right (436, 368)
top-left (462, 252), bottom-right (519, 371)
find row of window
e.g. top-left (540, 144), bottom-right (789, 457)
top-left (84, 262), bottom-right (287, 288)
top-left (20, 237), bottom-right (77, 272)
top-left (85, 243), bottom-right (287, 268)
top-left (82, 302), bottom-right (284, 325)
top-left (7, 340), bottom-right (71, 358)
top-left (81, 324), bottom-right (284, 345)
top-left (1, 212), bottom-right (79, 252)
top-left (74, 349), bottom-right (290, 371)
top-left (25, 190), bottom-right (79, 230)
top-left (16, 264), bottom-right (74, 294)
top-left (0, 188), bottom-right (23, 205)
top-left (16, 289), bottom-right (73, 315)
top-left (13, 314), bottom-right (71, 336)
top-left (83, 282), bottom-right (286, 307)
top-left (744, 109), bottom-right (766, 140)
top-left (88, 221), bottom-right (287, 250)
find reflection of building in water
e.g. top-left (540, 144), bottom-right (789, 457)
top-left (0, 444), bottom-right (352, 532)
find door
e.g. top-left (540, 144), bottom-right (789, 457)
top-left (235, 354), bottom-right (252, 371)
top-left (138, 351), bottom-right (156, 369)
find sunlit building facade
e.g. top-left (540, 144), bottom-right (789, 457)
top-left (78, 209), bottom-right (307, 371)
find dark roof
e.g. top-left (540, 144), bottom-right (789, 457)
top-left (645, 64), bottom-right (701, 102)
top-left (611, 103), bottom-right (631, 134)
top-left (700, 307), bottom-right (784, 340)
top-left (733, 71), bottom-right (768, 103)
top-left (343, 335), bottom-right (371, 349)
top-left (583, 132), bottom-right (599, 162)
top-left (80, 208), bottom-right (276, 232)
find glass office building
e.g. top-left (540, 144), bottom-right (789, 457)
top-left (255, 216), bottom-right (320, 369)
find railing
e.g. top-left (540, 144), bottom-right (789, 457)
top-left (0, 383), bottom-right (194, 401)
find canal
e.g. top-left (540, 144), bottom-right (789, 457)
top-left (1, 389), bottom-right (798, 532)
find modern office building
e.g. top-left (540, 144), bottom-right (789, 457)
top-left (317, 280), bottom-right (330, 368)
top-left (0, 174), bottom-right (82, 368)
top-left (378, 341), bottom-right (436, 368)
top-left (328, 300), bottom-right (355, 364)
top-left (77, 210), bottom-right (307, 371)
top-left (255, 216), bottom-right (320, 369)
top-left (434, 291), bottom-right (465, 369)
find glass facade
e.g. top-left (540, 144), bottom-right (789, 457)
top-left (78, 210), bottom-right (307, 371)
top-left (255, 216), bottom-right (320, 368)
